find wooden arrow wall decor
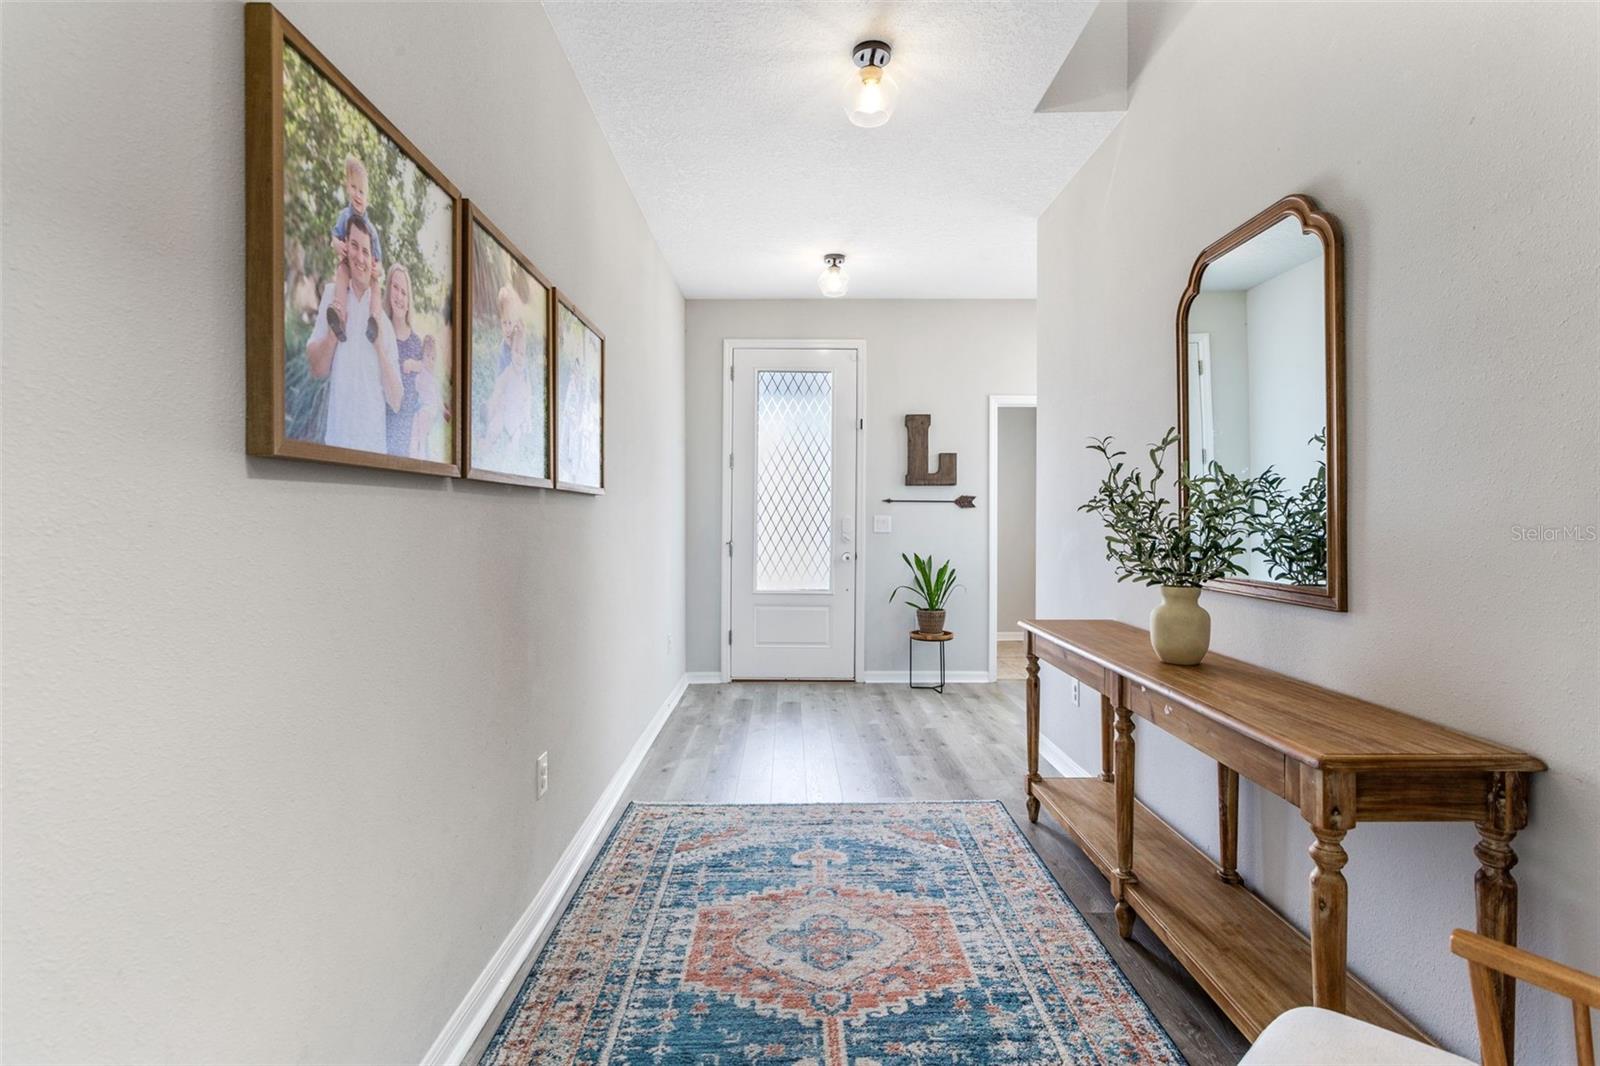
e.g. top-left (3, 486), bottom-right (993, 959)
top-left (904, 414), bottom-right (957, 486)
top-left (882, 495), bottom-right (976, 509)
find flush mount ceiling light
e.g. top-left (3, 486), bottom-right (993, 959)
top-left (818, 253), bottom-right (849, 297)
top-left (844, 40), bottom-right (898, 128)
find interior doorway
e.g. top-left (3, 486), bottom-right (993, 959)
top-left (988, 396), bottom-right (1037, 682)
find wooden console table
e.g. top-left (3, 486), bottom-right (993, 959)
top-left (1021, 619), bottom-right (1545, 1060)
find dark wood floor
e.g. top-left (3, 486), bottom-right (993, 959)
top-left (621, 680), bottom-right (1250, 1065)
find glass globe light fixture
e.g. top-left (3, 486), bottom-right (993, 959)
top-left (818, 253), bottom-right (849, 298)
top-left (844, 40), bottom-right (898, 128)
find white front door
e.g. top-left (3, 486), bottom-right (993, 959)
top-left (730, 347), bottom-right (858, 680)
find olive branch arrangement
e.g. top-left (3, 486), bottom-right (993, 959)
top-left (1249, 430), bottom-right (1328, 586)
top-left (1078, 428), bottom-right (1265, 587)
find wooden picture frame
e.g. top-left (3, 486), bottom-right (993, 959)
top-left (245, 3), bottom-right (463, 475)
top-left (553, 292), bottom-right (606, 495)
top-left (462, 202), bottom-right (555, 488)
top-left (1176, 193), bottom-right (1347, 611)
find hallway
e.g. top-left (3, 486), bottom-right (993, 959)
top-left (5, 3), bottom-right (1594, 1061)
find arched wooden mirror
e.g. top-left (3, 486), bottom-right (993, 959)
top-left (1177, 194), bottom-right (1346, 611)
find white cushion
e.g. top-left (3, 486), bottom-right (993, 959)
top-left (1240, 1007), bottom-right (1475, 1066)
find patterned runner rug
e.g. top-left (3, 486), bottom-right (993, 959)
top-left (483, 802), bottom-right (1182, 1065)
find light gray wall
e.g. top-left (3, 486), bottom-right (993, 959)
top-left (685, 301), bottom-right (1035, 678)
top-left (1036, 3), bottom-right (1597, 1060)
top-left (1, 4), bottom-right (686, 1063)
top-left (996, 407), bottom-right (1037, 635)
top-left (1246, 256), bottom-right (1325, 488)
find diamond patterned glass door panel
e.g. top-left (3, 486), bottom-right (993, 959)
top-left (755, 371), bottom-right (834, 592)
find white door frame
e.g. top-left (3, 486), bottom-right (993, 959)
top-left (988, 394), bottom-right (1037, 683)
top-left (721, 339), bottom-right (867, 683)
top-left (1187, 332), bottom-right (1215, 469)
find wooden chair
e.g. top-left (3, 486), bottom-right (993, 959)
top-left (1240, 929), bottom-right (1599, 1065)
top-left (1453, 929), bottom-right (1600, 1066)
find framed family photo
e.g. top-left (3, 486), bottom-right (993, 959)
top-left (463, 204), bottom-right (554, 488)
top-left (554, 294), bottom-right (606, 495)
top-left (245, 4), bottom-right (462, 475)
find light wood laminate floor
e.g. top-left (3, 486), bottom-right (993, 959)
top-left (997, 637), bottom-right (1028, 680)
top-left (622, 680), bottom-right (1250, 1065)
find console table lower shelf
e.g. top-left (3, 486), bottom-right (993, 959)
top-left (1032, 775), bottom-right (1428, 1044)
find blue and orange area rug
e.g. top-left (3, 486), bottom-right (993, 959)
top-left (483, 802), bottom-right (1181, 1065)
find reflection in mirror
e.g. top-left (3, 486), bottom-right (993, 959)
top-left (1186, 215), bottom-right (1327, 586)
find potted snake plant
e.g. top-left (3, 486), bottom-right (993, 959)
top-left (1078, 428), bottom-right (1264, 665)
top-left (890, 552), bottom-right (961, 635)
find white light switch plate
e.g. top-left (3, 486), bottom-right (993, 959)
top-left (873, 515), bottom-right (892, 533)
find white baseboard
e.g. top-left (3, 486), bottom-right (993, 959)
top-left (686, 672), bottom-right (993, 685)
top-left (1038, 734), bottom-right (1094, 779)
top-left (996, 631), bottom-right (1024, 643)
top-left (860, 670), bottom-right (993, 685)
top-left (420, 673), bottom-right (689, 1066)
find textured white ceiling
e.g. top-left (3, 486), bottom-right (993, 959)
top-left (542, 1), bottom-right (1123, 299)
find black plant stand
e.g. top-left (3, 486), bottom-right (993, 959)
top-left (908, 630), bottom-right (953, 693)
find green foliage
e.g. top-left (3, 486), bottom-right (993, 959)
top-left (1250, 431), bottom-right (1329, 586)
top-left (470, 328), bottom-right (504, 436)
top-left (1078, 428), bottom-right (1264, 587)
top-left (282, 46), bottom-right (448, 310)
top-left (470, 326), bottom-right (548, 471)
top-left (280, 46), bottom-right (455, 442)
top-left (282, 311), bottom-right (325, 441)
top-left (889, 553), bottom-right (961, 611)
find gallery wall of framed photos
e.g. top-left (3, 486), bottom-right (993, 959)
top-left (244, 2), bottom-right (604, 494)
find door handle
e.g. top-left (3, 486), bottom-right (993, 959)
top-left (839, 552), bottom-right (853, 563)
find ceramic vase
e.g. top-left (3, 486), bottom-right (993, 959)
top-left (1149, 586), bottom-right (1210, 665)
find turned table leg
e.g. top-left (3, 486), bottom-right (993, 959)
top-left (1309, 827), bottom-right (1349, 1010)
top-left (1099, 695), bottom-right (1115, 782)
top-left (1303, 769), bottom-right (1356, 1012)
top-left (1024, 638), bottom-right (1041, 823)
top-left (1112, 702), bottom-right (1137, 938)
top-left (1476, 772), bottom-right (1529, 1066)
top-left (1217, 764), bottom-right (1242, 884)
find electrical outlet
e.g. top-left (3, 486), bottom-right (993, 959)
top-left (1070, 679), bottom-right (1081, 706)
top-left (873, 514), bottom-right (892, 533)
top-left (537, 751), bottom-right (549, 798)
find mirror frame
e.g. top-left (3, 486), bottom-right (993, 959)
top-left (1176, 193), bottom-right (1347, 611)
